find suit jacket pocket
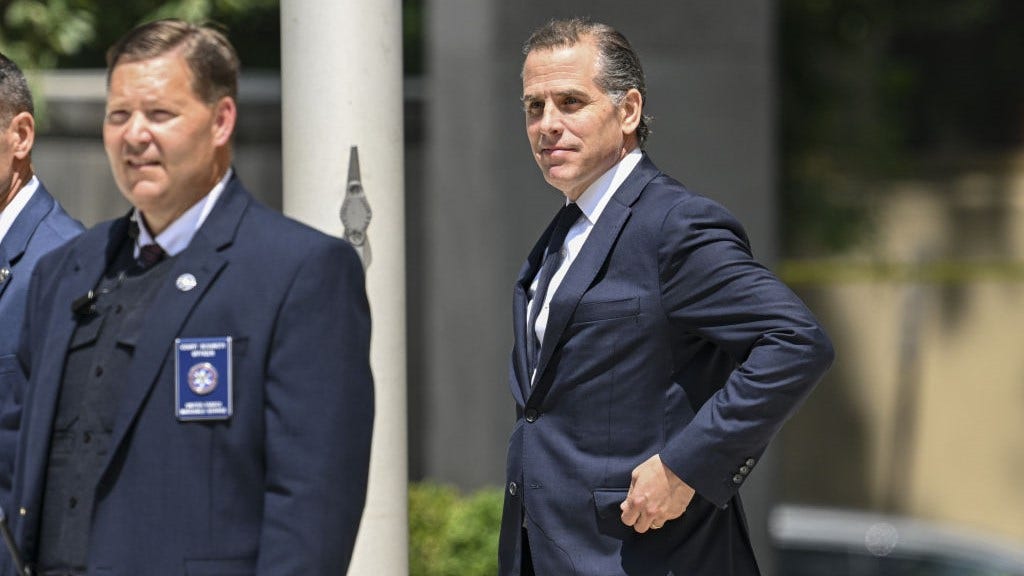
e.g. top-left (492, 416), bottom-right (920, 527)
top-left (572, 297), bottom-right (639, 324)
top-left (184, 557), bottom-right (256, 576)
top-left (593, 488), bottom-right (632, 538)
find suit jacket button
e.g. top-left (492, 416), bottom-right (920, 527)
top-left (740, 466), bottom-right (751, 475)
top-left (525, 408), bottom-right (538, 423)
top-left (732, 474), bottom-right (744, 485)
top-left (745, 458), bottom-right (757, 468)
top-left (508, 482), bottom-right (518, 496)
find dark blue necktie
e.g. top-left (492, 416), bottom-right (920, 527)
top-left (137, 243), bottom-right (166, 269)
top-left (527, 203), bottom-right (582, 377)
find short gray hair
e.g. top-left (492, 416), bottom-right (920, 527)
top-left (0, 52), bottom-right (34, 124)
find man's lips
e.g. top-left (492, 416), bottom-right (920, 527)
top-left (126, 159), bottom-right (160, 169)
top-left (540, 146), bottom-right (576, 160)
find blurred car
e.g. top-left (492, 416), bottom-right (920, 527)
top-left (769, 504), bottom-right (1024, 576)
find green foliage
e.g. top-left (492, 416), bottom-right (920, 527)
top-left (0, 0), bottom-right (425, 73)
top-left (780, 0), bottom-right (1024, 256)
top-left (0, 0), bottom-right (95, 69)
top-left (409, 483), bottom-right (503, 576)
top-left (0, 0), bottom-right (280, 70)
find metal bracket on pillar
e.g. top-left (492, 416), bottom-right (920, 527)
top-left (340, 146), bottom-right (373, 269)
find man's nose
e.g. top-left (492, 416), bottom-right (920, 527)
top-left (539, 104), bottom-right (563, 134)
top-left (123, 114), bottom-right (152, 147)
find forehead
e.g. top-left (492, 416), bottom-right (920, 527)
top-left (522, 41), bottom-right (601, 96)
top-left (108, 53), bottom-right (197, 102)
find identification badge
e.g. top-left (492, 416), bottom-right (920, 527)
top-left (175, 336), bottom-right (233, 421)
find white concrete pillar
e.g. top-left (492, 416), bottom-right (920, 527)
top-left (280, 2), bottom-right (407, 574)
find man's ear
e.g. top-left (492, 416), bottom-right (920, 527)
top-left (619, 88), bottom-right (643, 135)
top-left (211, 96), bottom-right (237, 146)
top-left (9, 111), bottom-right (35, 160)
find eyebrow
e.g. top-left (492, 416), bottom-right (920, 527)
top-left (520, 88), bottom-right (590, 103)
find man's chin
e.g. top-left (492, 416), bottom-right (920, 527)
top-left (122, 182), bottom-right (167, 206)
top-left (543, 169), bottom-right (578, 193)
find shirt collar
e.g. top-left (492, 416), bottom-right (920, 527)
top-left (571, 148), bottom-right (643, 225)
top-left (0, 175), bottom-right (40, 245)
top-left (135, 168), bottom-right (233, 257)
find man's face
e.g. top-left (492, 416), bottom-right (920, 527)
top-left (522, 38), bottom-right (636, 201)
top-left (104, 51), bottom-right (233, 230)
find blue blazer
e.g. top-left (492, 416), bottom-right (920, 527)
top-left (499, 155), bottom-right (834, 576)
top-left (0, 183), bottom-right (82, 510)
top-left (10, 176), bottom-right (374, 575)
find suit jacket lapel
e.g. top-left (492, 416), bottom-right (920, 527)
top-left (100, 177), bottom-right (249, 480)
top-left (20, 223), bottom-right (115, 529)
top-left (511, 220), bottom-right (556, 404)
top-left (528, 155), bottom-right (660, 401)
top-left (0, 185), bottom-right (56, 301)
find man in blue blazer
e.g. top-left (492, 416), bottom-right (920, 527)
top-left (0, 52), bottom-right (83, 515)
top-left (8, 21), bottom-right (373, 575)
top-left (500, 18), bottom-right (834, 575)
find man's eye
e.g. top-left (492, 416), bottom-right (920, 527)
top-left (106, 111), bottom-right (130, 124)
top-left (149, 110), bottom-right (175, 122)
top-left (525, 101), bottom-right (543, 114)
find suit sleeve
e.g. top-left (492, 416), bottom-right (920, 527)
top-left (656, 195), bottom-right (834, 508)
top-left (256, 239), bottom-right (374, 574)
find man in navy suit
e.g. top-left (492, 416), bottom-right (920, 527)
top-left (0, 52), bottom-right (83, 515)
top-left (500, 18), bottom-right (834, 575)
top-left (9, 20), bottom-right (373, 575)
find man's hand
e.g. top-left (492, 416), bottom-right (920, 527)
top-left (620, 454), bottom-right (694, 533)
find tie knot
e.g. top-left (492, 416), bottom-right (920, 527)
top-left (557, 203), bottom-right (583, 229)
top-left (545, 203), bottom-right (582, 258)
top-left (137, 243), bottom-right (166, 269)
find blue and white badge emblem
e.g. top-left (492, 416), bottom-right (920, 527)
top-left (175, 337), bottom-right (232, 421)
top-left (187, 362), bottom-right (218, 395)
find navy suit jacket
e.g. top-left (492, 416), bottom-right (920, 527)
top-left (499, 155), bottom-right (834, 576)
top-left (10, 176), bottom-right (373, 575)
top-left (0, 183), bottom-right (82, 510)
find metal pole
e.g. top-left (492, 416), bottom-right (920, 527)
top-left (280, 2), bottom-right (407, 574)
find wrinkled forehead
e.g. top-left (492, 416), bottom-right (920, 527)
top-left (521, 43), bottom-right (600, 97)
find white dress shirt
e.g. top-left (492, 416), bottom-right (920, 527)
top-left (528, 149), bottom-right (643, 381)
top-left (134, 168), bottom-right (233, 258)
top-left (0, 175), bottom-right (40, 246)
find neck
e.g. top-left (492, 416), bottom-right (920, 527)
top-left (0, 160), bottom-right (33, 212)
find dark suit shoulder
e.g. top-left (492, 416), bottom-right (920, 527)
top-left (30, 217), bottom-right (115, 278)
top-left (628, 170), bottom-right (746, 240)
top-left (235, 199), bottom-right (361, 262)
top-left (38, 202), bottom-right (84, 242)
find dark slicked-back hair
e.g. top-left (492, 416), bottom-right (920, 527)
top-left (523, 17), bottom-right (652, 147)
top-left (106, 19), bottom-right (239, 104)
top-left (0, 52), bottom-right (34, 123)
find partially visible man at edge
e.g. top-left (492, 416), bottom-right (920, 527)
top-left (500, 17), bottom-right (834, 576)
top-left (0, 52), bottom-right (83, 518)
top-left (7, 20), bottom-right (373, 575)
